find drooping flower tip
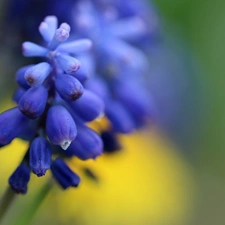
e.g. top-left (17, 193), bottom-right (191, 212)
top-left (69, 90), bottom-right (105, 122)
top-left (55, 74), bottom-right (84, 101)
top-left (46, 105), bottom-right (77, 150)
top-left (18, 85), bottom-right (48, 119)
top-left (8, 163), bottom-right (30, 194)
top-left (29, 137), bottom-right (51, 177)
top-left (66, 125), bottom-right (103, 160)
top-left (24, 62), bottom-right (51, 87)
top-left (22, 42), bottom-right (49, 57)
top-left (51, 158), bottom-right (80, 189)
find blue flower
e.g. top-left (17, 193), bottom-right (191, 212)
top-left (3, 0), bottom-right (157, 194)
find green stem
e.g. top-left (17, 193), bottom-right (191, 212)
top-left (0, 186), bottom-right (16, 223)
top-left (11, 178), bottom-right (54, 225)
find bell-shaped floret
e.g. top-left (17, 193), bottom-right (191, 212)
top-left (8, 163), bottom-right (30, 194)
top-left (18, 85), bottom-right (48, 119)
top-left (24, 62), bottom-right (51, 87)
top-left (66, 124), bottom-right (103, 160)
top-left (29, 137), bottom-right (51, 177)
top-left (55, 74), bottom-right (84, 101)
top-left (51, 158), bottom-right (80, 189)
top-left (46, 105), bottom-right (77, 150)
top-left (69, 90), bottom-right (104, 122)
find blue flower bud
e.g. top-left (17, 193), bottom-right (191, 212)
top-left (56, 54), bottom-right (81, 75)
top-left (22, 42), bottom-right (49, 57)
top-left (69, 90), bottom-right (104, 122)
top-left (18, 85), bottom-right (48, 119)
top-left (29, 137), bottom-right (51, 177)
top-left (39, 22), bottom-right (53, 43)
top-left (55, 74), bottom-right (84, 101)
top-left (13, 87), bottom-right (26, 103)
top-left (105, 100), bottom-right (134, 133)
top-left (59, 23), bottom-right (71, 32)
top-left (58, 39), bottom-right (92, 54)
top-left (46, 105), bottom-right (77, 150)
top-left (51, 158), bottom-right (80, 189)
top-left (70, 64), bottom-right (89, 83)
top-left (8, 163), bottom-right (30, 194)
top-left (16, 65), bottom-right (34, 89)
top-left (48, 28), bottom-right (70, 51)
top-left (66, 124), bottom-right (103, 160)
top-left (101, 131), bottom-right (121, 153)
top-left (0, 107), bottom-right (29, 145)
top-left (24, 62), bottom-right (51, 87)
top-left (44, 16), bottom-right (58, 40)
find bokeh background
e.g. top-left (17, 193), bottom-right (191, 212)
top-left (0, 0), bottom-right (224, 224)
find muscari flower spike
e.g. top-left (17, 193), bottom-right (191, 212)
top-left (3, 0), bottom-right (156, 194)
top-left (0, 15), bottom-right (104, 193)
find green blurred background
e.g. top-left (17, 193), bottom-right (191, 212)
top-left (154, 0), bottom-right (225, 224)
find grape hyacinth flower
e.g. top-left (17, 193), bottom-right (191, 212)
top-left (1, 0), bottom-right (155, 195)
top-left (0, 15), bottom-right (104, 193)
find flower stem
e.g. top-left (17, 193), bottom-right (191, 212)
top-left (0, 186), bottom-right (16, 223)
top-left (12, 178), bottom-right (54, 225)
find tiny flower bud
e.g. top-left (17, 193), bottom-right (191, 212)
top-left (59, 23), bottom-right (71, 32)
top-left (19, 85), bottom-right (48, 119)
top-left (105, 100), bottom-right (134, 133)
top-left (46, 105), bottom-right (77, 150)
top-left (56, 54), bottom-right (81, 75)
top-left (58, 39), bottom-right (92, 54)
top-left (16, 65), bottom-right (34, 89)
top-left (48, 28), bottom-right (69, 51)
top-left (69, 90), bottom-right (104, 122)
top-left (8, 163), bottom-right (30, 194)
top-left (29, 137), bottom-right (51, 177)
top-left (51, 158), bottom-right (80, 189)
top-left (44, 15), bottom-right (58, 40)
top-left (55, 74), bottom-right (84, 101)
top-left (39, 22), bottom-right (52, 43)
top-left (24, 62), bottom-right (51, 87)
top-left (22, 42), bottom-right (49, 57)
top-left (66, 124), bottom-right (103, 160)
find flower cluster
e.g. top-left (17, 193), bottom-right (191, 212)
top-left (1, 0), bottom-right (157, 194)
top-left (1, 16), bottom-right (104, 193)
